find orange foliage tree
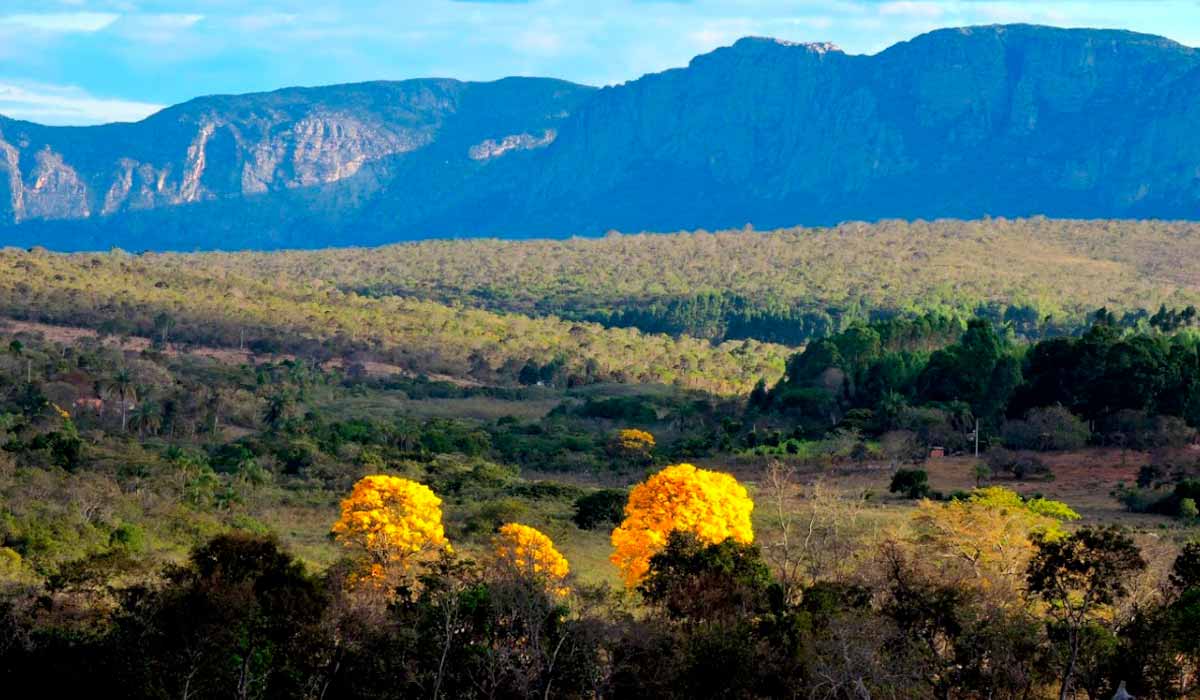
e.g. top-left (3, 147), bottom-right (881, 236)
top-left (493, 523), bottom-right (570, 594)
top-left (331, 474), bottom-right (450, 579)
top-left (610, 463), bottom-right (754, 586)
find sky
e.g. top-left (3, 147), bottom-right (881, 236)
top-left (2, 0), bottom-right (1199, 126)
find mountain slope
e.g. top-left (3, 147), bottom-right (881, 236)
top-left (2, 24), bottom-right (1199, 251)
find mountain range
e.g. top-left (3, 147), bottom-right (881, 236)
top-left (1, 23), bottom-right (1198, 252)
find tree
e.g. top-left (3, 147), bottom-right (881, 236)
top-left (889, 468), bottom-right (930, 499)
top-left (152, 311), bottom-right (174, 348)
top-left (610, 463), bottom-right (754, 587)
top-left (1027, 526), bottom-right (1147, 700)
top-left (128, 400), bottom-right (162, 437)
top-left (331, 475), bottom-right (451, 583)
top-left (262, 390), bottom-right (294, 431)
top-left (912, 487), bottom-right (1079, 597)
top-left (572, 489), bottom-right (627, 530)
top-left (103, 368), bottom-right (136, 432)
top-left (109, 533), bottom-right (329, 700)
top-left (1170, 540), bottom-right (1200, 591)
top-left (493, 523), bottom-right (570, 595)
top-left (638, 531), bottom-right (772, 623)
top-left (607, 428), bottom-right (655, 466)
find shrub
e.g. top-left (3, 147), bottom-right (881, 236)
top-left (1138, 464), bottom-right (1167, 488)
top-left (889, 469), bottom-right (930, 499)
top-left (580, 397), bottom-right (658, 423)
top-left (573, 489), bottom-right (628, 530)
top-left (986, 448), bottom-right (1053, 480)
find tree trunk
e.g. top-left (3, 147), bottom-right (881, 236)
top-left (1059, 632), bottom-right (1080, 700)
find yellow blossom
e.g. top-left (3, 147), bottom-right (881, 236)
top-left (494, 523), bottom-right (571, 595)
top-left (610, 463), bottom-right (754, 587)
top-left (331, 475), bottom-right (450, 579)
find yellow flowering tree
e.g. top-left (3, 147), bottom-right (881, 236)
top-left (610, 463), bottom-right (754, 587)
top-left (493, 523), bottom-right (570, 594)
top-left (331, 475), bottom-right (450, 579)
top-left (609, 428), bottom-right (656, 466)
top-left (910, 486), bottom-right (1079, 596)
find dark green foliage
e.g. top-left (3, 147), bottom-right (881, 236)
top-left (577, 396), bottom-right (658, 423)
top-left (889, 468), bottom-right (930, 499)
top-left (1027, 527), bottom-right (1147, 700)
top-left (986, 448), bottom-right (1053, 480)
top-left (1170, 541), bottom-right (1200, 591)
top-left (572, 489), bottom-right (627, 530)
top-left (639, 532), bottom-right (774, 622)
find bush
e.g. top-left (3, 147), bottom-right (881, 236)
top-left (1138, 464), bottom-right (1167, 488)
top-left (986, 448), bottom-right (1053, 480)
top-left (889, 469), bottom-right (930, 499)
top-left (1115, 479), bottom-right (1200, 518)
top-left (579, 397), bottom-right (658, 423)
top-left (1001, 406), bottom-right (1090, 451)
top-left (573, 489), bottom-right (628, 530)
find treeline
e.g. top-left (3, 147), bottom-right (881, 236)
top-left (761, 309), bottom-right (1200, 435)
top-left (751, 311), bottom-right (1200, 517)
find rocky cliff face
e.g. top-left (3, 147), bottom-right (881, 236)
top-left (2, 24), bottom-right (1199, 251)
top-left (0, 78), bottom-right (591, 229)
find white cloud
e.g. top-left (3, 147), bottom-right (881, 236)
top-left (0, 12), bottom-right (119, 33)
top-left (0, 81), bottom-right (163, 125)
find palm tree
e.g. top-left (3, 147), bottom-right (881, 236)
top-left (128, 400), bottom-right (162, 437)
top-left (262, 391), bottom-right (294, 431)
top-left (103, 369), bottom-right (137, 432)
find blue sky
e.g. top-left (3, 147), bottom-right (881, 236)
top-left (2, 0), bottom-right (1199, 125)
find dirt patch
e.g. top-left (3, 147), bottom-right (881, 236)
top-left (708, 448), bottom-right (1175, 529)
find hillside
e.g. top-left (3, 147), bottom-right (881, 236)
top-left (3, 24), bottom-right (1200, 250)
top-left (142, 218), bottom-right (1200, 343)
top-left (0, 247), bottom-right (788, 395)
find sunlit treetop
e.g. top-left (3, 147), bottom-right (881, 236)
top-left (493, 523), bottom-right (570, 594)
top-left (911, 486), bottom-right (1079, 592)
top-left (614, 428), bottom-right (655, 451)
top-left (331, 475), bottom-right (451, 574)
top-left (610, 463), bottom-right (754, 587)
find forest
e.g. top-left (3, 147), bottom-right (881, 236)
top-left (3, 219), bottom-right (1200, 698)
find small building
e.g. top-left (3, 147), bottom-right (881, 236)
top-left (928, 446), bottom-right (946, 459)
top-left (72, 397), bottom-right (104, 413)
